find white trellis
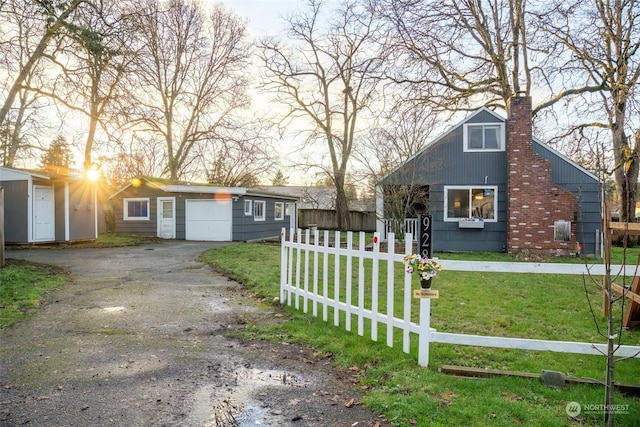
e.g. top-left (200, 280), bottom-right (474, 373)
top-left (279, 228), bottom-right (640, 367)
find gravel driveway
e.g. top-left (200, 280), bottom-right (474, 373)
top-left (0, 241), bottom-right (389, 427)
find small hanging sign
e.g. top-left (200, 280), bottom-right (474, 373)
top-left (414, 289), bottom-right (440, 299)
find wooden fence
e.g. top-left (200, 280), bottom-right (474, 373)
top-left (280, 228), bottom-right (640, 367)
top-left (298, 209), bottom-right (376, 232)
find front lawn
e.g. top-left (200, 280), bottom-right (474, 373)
top-left (0, 260), bottom-right (66, 328)
top-left (200, 242), bottom-right (640, 427)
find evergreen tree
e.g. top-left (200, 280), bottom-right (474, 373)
top-left (41, 134), bottom-right (73, 173)
top-left (271, 169), bottom-right (288, 186)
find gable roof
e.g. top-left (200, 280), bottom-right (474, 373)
top-left (108, 176), bottom-right (298, 201)
top-left (377, 106), bottom-right (600, 184)
top-left (378, 107), bottom-right (505, 184)
top-left (0, 166), bottom-right (51, 181)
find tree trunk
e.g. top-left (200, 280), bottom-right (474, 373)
top-left (84, 109), bottom-right (99, 170)
top-left (334, 172), bottom-right (351, 231)
top-left (612, 117), bottom-right (639, 245)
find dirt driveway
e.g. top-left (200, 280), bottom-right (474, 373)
top-left (0, 241), bottom-right (389, 427)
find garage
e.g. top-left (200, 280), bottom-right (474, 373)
top-left (185, 199), bottom-right (232, 241)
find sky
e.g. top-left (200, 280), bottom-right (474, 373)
top-left (215, 1), bottom-right (320, 185)
top-left (216, 0), bottom-right (298, 36)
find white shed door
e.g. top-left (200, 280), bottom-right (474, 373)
top-left (33, 186), bottom-right (55, 241)
top-left (185, 199), bottom-right (232, 241)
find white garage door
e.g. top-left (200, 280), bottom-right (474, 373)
top-left (185, 199), bottom-right (232, 241)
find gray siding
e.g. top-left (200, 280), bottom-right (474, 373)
top-left (233, 197), bottom-right (292, 241)
top-left (111, 182), bottom-right (294, 241)
top-left (381, 109), bottom-right (602, 255)
top-left (384, 111), bottom-right (509, 253)
top-left (112, 185), bottom-right (163, 237)
top-left (67, 181), bottom-right (98, 241)
top-left (1, 180), bottom-right (28, 243)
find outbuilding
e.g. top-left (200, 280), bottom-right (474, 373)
top-left (109, 177), bottom-right (298, 241)
top-left (0, 166), bottom-right (98, 244)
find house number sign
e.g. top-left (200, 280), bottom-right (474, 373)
top-left (418, 214), bottom-right (432, 259)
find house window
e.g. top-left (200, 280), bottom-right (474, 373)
top-left (124, 198), bottom-right (150, 220)
top-left (285, 202), bottom-right (293, 216)
top-left (554, 220), bottom-right (571, 241)
top-left (275, 202), bottom-right (284, 220)
top-left (444, 186), bottom-right (497, 221)
top-left (254, 200), bottom-right (265, 221)
top-left (463, 123), bottom-right (504, 152)
top-left (244, 200), bottom-right (252, 216)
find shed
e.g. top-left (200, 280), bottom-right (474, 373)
top-left (109, 177), bottom-right (298, 241)
top-left (376, 96), bottom-right (603, 257)
top-left (0, 166), bottom-right (98, 244)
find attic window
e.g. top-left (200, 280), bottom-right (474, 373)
top-left (463, 123), bottom-right (504, 152)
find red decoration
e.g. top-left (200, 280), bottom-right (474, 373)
top-left (373, 236), bottom-right (379, 244)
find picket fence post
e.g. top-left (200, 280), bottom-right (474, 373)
top-left (418, 298), bottom-right (432, 367)
top-left (280, 228), bottom-right (287, 303)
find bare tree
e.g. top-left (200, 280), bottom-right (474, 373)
top-left (259, 0), bottom-right (386, 231)
top-left (199, 119), bottom-right (276, 187)
top-left (49, 0), bottom-right (137, 171)
top-left (0, 0), bottom-right (86, 129)
top-left (355, 103), bottom-right (435, 237)
top-left (98, 134), bottom-right (166, 188)
top-left (0, 0), bottom-right (64, 166)
top-left (383, 0), bottom-right (537, 113)
top-left (129, 0), bottom-right (250, 182)
top-left (540, 0), bottom-right (640, 234)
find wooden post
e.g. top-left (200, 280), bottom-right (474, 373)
top-left (0, 187), bottom-right (4, 268)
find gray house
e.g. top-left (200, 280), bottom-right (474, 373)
top-left (109, 177), bottom-right (298, 241)
top-left (377, 96), bottom-right (602, 257)
top-left (0, 166), bottom-right (98, 244)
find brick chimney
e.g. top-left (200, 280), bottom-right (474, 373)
top-left (506, 95), bottom-right (577, 256)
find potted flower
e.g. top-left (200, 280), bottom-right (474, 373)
top-left (403, 254), bottom-right (443, 289)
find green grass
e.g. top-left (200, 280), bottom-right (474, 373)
top-left (0, 260), bottom-right (67, 328)
top-left (200, 242), bottom-right (640, 427)
top-left (73, 232), bottom-right (160, 247)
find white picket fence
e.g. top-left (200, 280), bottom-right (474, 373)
top-left (279, 228), bottom-right (640, 367)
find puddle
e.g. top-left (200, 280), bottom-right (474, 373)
top-left (192, 367), bottom-right (306, 426)
top-left (100, 306), bottom-right (126, 313)
top-left (235, 405), bottom-right (269, 426)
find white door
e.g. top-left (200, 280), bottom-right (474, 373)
top-left (185, 199), bottom-right (232, 241)
top-left (33, 186), bottom-right (55, 241)
top-left (157, 197), bottom-right (175, 239)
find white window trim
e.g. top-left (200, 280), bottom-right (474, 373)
top-left (275, 202), bottom-right (284, 220)
top-left (254, 200), bottom-right (266, 221)
top-left (463, 123), bottom-right (505, 152)
top-left (124, 197), bottom-right (150, 221)
top-left (244, 200), bottom-right (252, 216)
top-left (444, 185), bottom-right (498, 222)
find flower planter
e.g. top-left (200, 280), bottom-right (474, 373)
top-left (458, 221), bottom-right (484, 229)
top-left (420, 278), bottom-right (432, 289)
